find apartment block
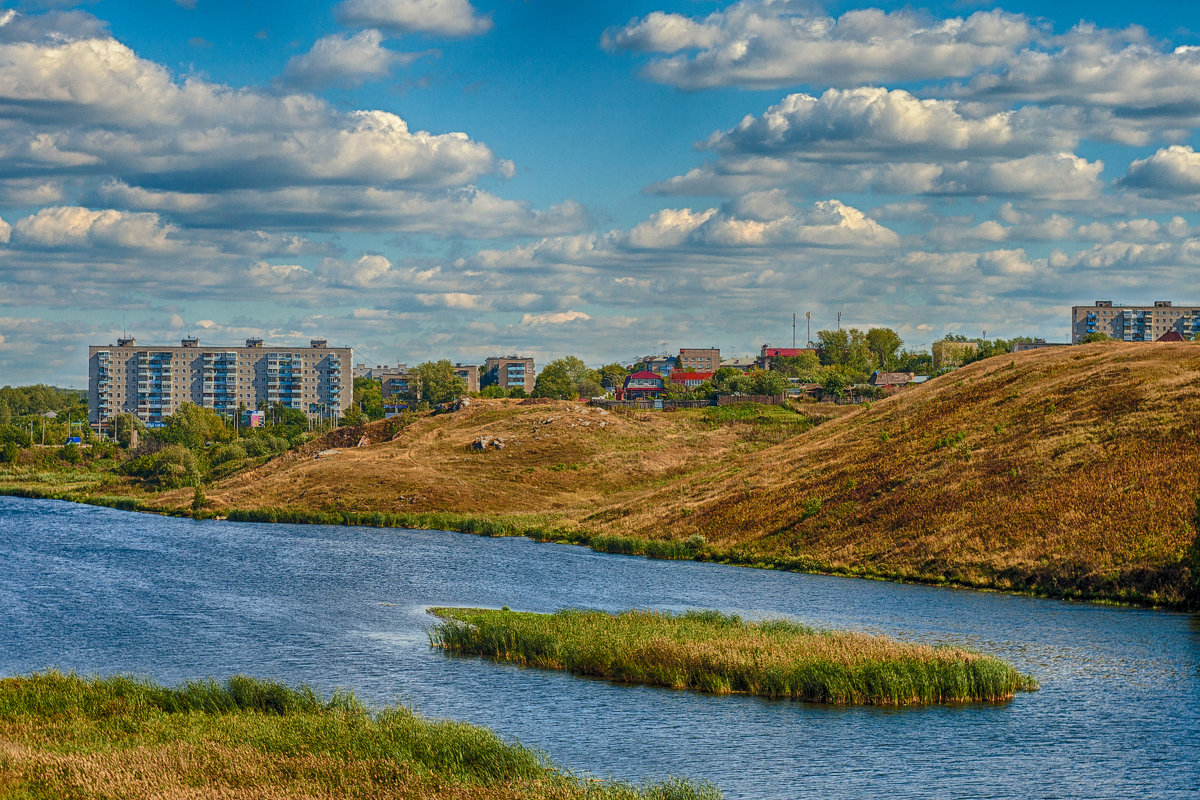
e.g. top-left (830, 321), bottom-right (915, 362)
top-left (88, 337), bottom-right (352, 427)
top-left (483, 356), bottom-right (535, 393)
top-left (1072, 301), bottom-right (1200, 343)
top-left (378, 365), bottom-right (414, 400)
top-left (678, 348), bottom-right (720, 373)
top-left (453, 363), bottom-right (480, 393)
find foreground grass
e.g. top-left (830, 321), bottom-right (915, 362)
top-left (429, 608), bottom-right (1038, 705)
top-left (0, 671), bottom-right (718, 800)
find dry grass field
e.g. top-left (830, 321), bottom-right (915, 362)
top-left (166, 343), bottom-right (1200, 604)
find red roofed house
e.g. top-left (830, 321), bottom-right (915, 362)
top-left (1157, 330), bottom-right (1187, 342)
top-left (670, 371), bottom-right (714, 389)
top-left (616, 370), bottom-right (665, 400)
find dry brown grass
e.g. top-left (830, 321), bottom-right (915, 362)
top-left (150, 344), bottom-right (1200, 604)
top-left (196, 400), bottom-right (829, 519)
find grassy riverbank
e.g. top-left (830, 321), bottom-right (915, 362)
top-left (428, 608), bottom-right (1038, 705)
top-left (0, 671), bottom-right (717, 800)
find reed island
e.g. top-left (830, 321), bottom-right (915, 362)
top-left (0, 671), bottom-right (717, 800)
top-left (428, 608), bottom-right (1038, 705)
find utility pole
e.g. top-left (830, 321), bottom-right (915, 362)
top-left (792, 313), bottom-right (796, 348)
top-left (837, 311), bottom-right (842, 331)
top-left (806, 312), bottom-right (811, 347)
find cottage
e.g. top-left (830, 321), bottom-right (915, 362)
top-left (869, 371), bottom-right (915, 388)
top-left (616, 370), bottom-right (665, 400)
top-left (669, 371), bottom-right (714, 389)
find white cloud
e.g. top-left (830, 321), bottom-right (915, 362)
top-left (282, 29), bottom-right (426, 88)
top-left (652, 152), bottom-right (1103, 200)
top-left (1120, 145), bottom-right (1200, 195)
top-left (520, 310), bottom-right (592, 326)
top-left (335, 0), bottom-right (493, 38)
top-left (707, 88), bottom-right (1073, 159)
top-left (13, 206), bottom-right (176, 250)
top-left (316, 254), bottom-right (393, 287)
top-left (0, 214), bottom-right (9, 243)
top-left (604, 4), bottom-right (1035, 89)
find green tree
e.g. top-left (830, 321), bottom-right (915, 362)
top-left (353, 377), bottom-right (384, 419)
top-left (1079, 332), bottom-right (1111, 344)
top-left (749, 369), bottom-right (791, 396)
top-left (770, 353), bottom-right (821, 381)
top-left (821, 369), bottom-right (852, 398)
top-left (816, 329), bottom-right (872, 379)
top-left (159, 403), bottom-right (229, 451)
top-left (109, 413), bottom-right (144, 448)
top-left (865, 328), bottom-right (904, 371)
top-left (533, 357), bottom-right (600, 400)
top-left (413, 360), bottom-right (468, 405)
top-left (598, 363), bottom-right (628, 390)
top-left (895, 349), bottom-right (933, 374)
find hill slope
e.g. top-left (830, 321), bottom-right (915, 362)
top-left (608, 343), bottom-right (1200, 603)
top-left (203, 344), bottom-right (1200, 605)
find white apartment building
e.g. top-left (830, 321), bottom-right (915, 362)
top-left (88, 337), bottom-right (352, 427)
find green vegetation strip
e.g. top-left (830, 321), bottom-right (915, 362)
top-left (0, 671), bottom-right (717, 800)
top-left (428, 608), bottom-right (1038, 705)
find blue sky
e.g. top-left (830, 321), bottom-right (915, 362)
top-left (3, 0), bottom-right (1200, 384)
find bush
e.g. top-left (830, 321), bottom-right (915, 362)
top-left (59, 442), bottom-right (81, 464)
top-left (1, 442), bottom-right (19, 464)
top-left (242, 435), bottom-right (289, 457)
top-left (122, 444), bottom-right (201, 488)
top-left (209, 442), bottom-right (247, 466)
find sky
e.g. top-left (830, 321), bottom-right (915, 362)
top-left (4, 0), bottom-right (1200, 385)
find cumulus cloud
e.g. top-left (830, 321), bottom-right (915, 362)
top-left (1119, 145), bottom-right (1200, 196)
top-left (14, 206), bottom-right (177, 250)
top-left (282, 29), bottom-right (427, 88)
top-left (0, 14), bottom-right (585, 241)
top-left (316, 254), bottom-right (393, 287)
top-left (0, 214), bottom-right (9, 243)
top-left (955, 26), bottom-right (1200, 124)
top-left (603, 4), bottom-right (1035, 89)
top-left (707, 88), bottom-right (1073, 159)
top-left (335, 0), bottom-right (493, 38)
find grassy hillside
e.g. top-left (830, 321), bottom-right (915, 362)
top-left (201, 399), bottom-right (840, 519)
top-left (179, 344), bottom-right (1200, 605)
top-left (610, 343), bottom-right (1200, 604)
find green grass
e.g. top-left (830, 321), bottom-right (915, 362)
top-left (0, 671), bottom-right (719, 800)
top-left (428, 608), bottom-right (1038, 705)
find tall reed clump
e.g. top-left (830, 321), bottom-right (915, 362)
top-left (0, 671), bottom-right (720, 800)
top-left (429, 608), bottom-right (1038, 706)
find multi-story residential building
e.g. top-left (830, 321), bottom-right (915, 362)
top-left (453, 363), bottom-right (480, 393)
top-left (931, 340), bottom-right (978, 371)
top-left (640, 354), bottom-right (676, 377)
top-left (354, 364), bottom-right (402, 379)
top-left (88, 337), bottom-right (351, 428)
top-left (678, 348), bottom-right (720, 372)
top-left (1072, 301), bottom-right (1200, 343)
top-left (483, 356), bottom-right (535, 393)
top-left (378, 365), bottom-right (414, 400)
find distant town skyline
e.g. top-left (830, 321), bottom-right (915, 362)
top-left (3, 0), bottom-right (1200, 385)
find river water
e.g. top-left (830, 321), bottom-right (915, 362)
top-left (1, 496), bottom-right (1197, 799)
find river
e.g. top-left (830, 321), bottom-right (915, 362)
top-left (1, 496), bottom-right (1197, 799)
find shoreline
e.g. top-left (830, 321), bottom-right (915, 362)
top-left (2, 484), bottom-right (1191, 611)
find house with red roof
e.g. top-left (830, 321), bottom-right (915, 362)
top-left (616, 370), bottom-right (665, 400)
